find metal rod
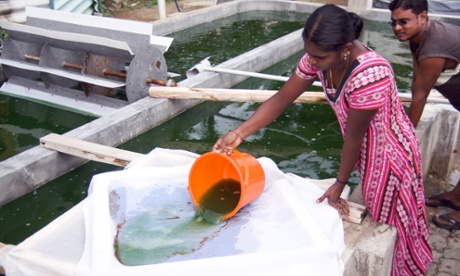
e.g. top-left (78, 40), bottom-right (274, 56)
top-left (102, 69), bottom-right (127, 78)
top-left (201, 66), bottom-right (322, 87)
top-left (24, 54), bottom-right (41, 62)
top-left (62, 61), bottom-right (83, 70)
top-left (146, 78), bottom-right (177, 87)
top-left (26, 56), bottom-right (123, 77)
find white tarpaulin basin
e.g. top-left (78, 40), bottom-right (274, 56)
top-left (1, 148), bottom-right (345, 276)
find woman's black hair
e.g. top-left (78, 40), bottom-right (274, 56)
top-left (388, 0), bottom-right (428, 15)
top-left (302, 4), bottom-right (363, 52)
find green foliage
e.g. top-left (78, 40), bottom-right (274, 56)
top-left (145, 1), bottom-right (156, 7)
top-left (0, 28), bottom-right (8, 41)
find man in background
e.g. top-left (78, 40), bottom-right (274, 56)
top-left (389, 0), bottom-right (460, 231)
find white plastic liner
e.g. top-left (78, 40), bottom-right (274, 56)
top-left (78, 148), bottom-right (344, 275)
top-left (0, 148), bottom-right (345, 276)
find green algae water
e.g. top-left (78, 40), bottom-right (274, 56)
top-left (0, 11), bottom-right (413, 246)
top-left (114, 198), bottom-right (225, 266)
top-left (115, 217), bottom-right (222, 266)
top-left (195, 178), bottom-right (241, 224)
top-left (0, 95), bottom-right (95, 161)
top-left (164, 11), bottom-right (306, 82)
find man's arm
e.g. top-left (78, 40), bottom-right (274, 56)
top-left (409, 57), bottom-right (445, 127)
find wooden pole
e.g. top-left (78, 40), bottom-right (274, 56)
top-left (149, 87), bottom-right (330, 104)
top-left (149, 86), bottom-right (414, 104)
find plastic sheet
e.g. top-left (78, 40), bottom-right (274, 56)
top-left (78, 148), bottom-right (344, 275)
top-left (0, 148), bottom-right (345, 276)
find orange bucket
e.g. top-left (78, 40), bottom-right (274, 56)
top-left (188, 150), bottom-right (265, 223)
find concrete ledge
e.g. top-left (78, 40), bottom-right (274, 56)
top-left (343, 219), bottom-right (396, 276)
top-left (416, 102), bottom-right (460, 182)
top-left (345, 185), bottom-right (397, 276)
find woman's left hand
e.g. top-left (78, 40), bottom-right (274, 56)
top-left (316, 182), bottom-right (350, 218)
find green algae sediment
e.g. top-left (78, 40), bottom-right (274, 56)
top-left (114, 211), bottom-right (223, 266)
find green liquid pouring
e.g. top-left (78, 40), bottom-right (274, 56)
top-left (195, 178), bottom-right (241, 224)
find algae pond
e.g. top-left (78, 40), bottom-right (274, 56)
top-left (0, 11), bottom-right (412, 244)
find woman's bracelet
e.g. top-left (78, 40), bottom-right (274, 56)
top-left (336, 178), bottom-right (348, 185)
top-left (230, 129), bottom-right (244, 140)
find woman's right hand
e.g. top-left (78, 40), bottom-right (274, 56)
top-left (212, 130), bottom-right (244, 155)
top-left (316, 181), bottom-right (350, 218)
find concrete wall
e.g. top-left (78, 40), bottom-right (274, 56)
top-left (417, 104), bottom-right (460, 186)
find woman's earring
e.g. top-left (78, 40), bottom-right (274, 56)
top-left (344, 55), bottom-right (348, 61)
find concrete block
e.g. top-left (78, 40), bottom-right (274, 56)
top-left (342, 184), bottom-right (396, 276)
top-left (343, 218), bottom-right (396, 276)
top-left (417, 103), bottom-right (460, 180)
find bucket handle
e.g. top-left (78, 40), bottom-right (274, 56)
top-left (232, 149), bottom-right (249, 185)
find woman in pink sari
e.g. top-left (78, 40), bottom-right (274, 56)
top-left (213, 4), bottom-right (432, 275)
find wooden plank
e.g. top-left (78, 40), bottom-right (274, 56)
top-left (149, 86), bottom-right (413, 104)
top-left (150, 87), bottom-right (330, 104)
top-left (40, 133), bottom-right (144, 167)
top-left (343, 201), bottom-right (367, 224)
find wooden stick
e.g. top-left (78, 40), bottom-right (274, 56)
top-left (149, 86), bottom-right (413, 104)
top-left (149, 87), bottom-right (330, 104)
top-left (40, 133), bottom-right (144, 167)
top-left (344, 201), bottom-right (367, 224)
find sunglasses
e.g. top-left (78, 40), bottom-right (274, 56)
top-left (388, 19), bottom-right (410, 27)
top-left (388, 15), bottom-right (417, 27)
